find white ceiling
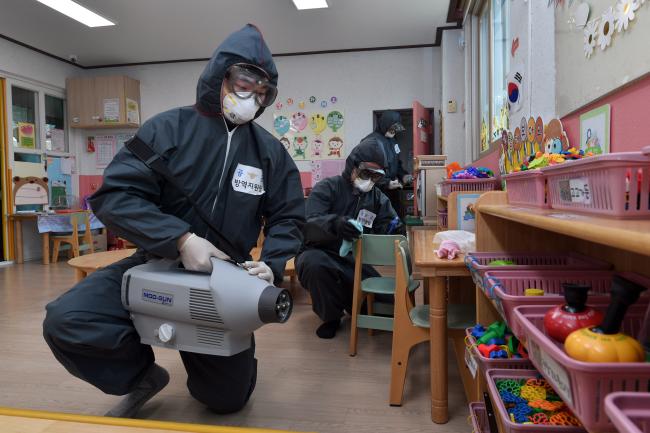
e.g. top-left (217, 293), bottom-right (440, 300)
top-left (0, 0), bottom-right (451, 67)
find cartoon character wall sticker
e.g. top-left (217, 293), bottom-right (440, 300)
top-left (543, 119), bottom-right (569, 154)
top-left (534, 116), bottom-right (544, 155)
top-left (310, 114), bottom-right (326, 134)
top-left (293, 136), bottom-right (308, 159)
top-left (274, 115), bottom-right (290, 135)
top-left (291, 112), bottom-right (307, 132)
top-left (526, 117), bottom-right (536, 158)
top-left (326, 111), bottom-right (344, 132)
top-left (328, 137), bottom-right (343, 158)
top-left (311, 136), bottom-right (323, 158)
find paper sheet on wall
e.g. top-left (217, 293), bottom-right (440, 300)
top-left (47, 157), bottom-right (73, 207)
top-left (50, 128), bottom-right (65, 152)
top-left (311, 159), bottom-right (345, 185)
top-left (126, 98), bottom-right (140, 125)
top-left (17, 122), bottom-right (35, 148)
top-left (103, 98), bottom-right (120, 123)
top-left (60, 157), bottom-right (74, 175)
top-left (116, 133), bottom-right (134, 153)
top-left (95, 135), bottom-right (116, 168)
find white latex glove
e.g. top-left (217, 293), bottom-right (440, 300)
top-left (244, 261), bottom-right (274, 284)
top-left (402, 174), bottom-right (413, 184)
top-left (388, 180), bottom-right (403, 190)
top-left (178, 233), bottom-right (230, 273)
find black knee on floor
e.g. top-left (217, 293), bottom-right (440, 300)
top-left (191, 388), bottom-right (252, 414)
top-left (42, 304), bottom-right (78, 343)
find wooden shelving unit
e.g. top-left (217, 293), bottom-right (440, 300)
top-left (473, 191), bottom-right (650, 433)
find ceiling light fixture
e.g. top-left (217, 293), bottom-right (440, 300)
top-left (292, 0), bottom-right (329, 10)
top-left (35, 0), bottom-right (115, 27)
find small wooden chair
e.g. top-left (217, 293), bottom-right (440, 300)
top-left (389, 239), bottom-right (475, 406)
top-left (51, 212), bottom-right (95, 263)
top-left (349, 234), bottom-right (419, 356)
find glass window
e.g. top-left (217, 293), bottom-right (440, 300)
top-left (45, 95), bottom-right (66, 152)
top-left (479, 5), bottom-right (490, 153)
top-left (491, 0), bottom-right (510, 142)
top-left (12, 86), bottom-right (38, 149)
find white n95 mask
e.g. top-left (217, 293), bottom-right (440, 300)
top-left (223, 92), bottom-right (259, 124)
top-left (354, 178), bottom-right (375, 193)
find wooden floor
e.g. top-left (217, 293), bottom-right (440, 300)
top-left (0, 261), bottom-right (469, 433)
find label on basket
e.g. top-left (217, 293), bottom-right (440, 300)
top-left (465, 347), bottom-right (478, 379)
top-left (528, 339), bottom-right (573, 407)
top-left (558, 178), bottom-right (591, 204)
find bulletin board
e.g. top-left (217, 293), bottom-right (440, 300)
top-left (555, 1), bottom-right (650, 116)
top-left (271, 96), bottom-right (346, 188)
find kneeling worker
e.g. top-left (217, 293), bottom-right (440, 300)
top-left (296, 138), bottom-right (405, 339)
top-left (42, 25), bottom-right (305, 417)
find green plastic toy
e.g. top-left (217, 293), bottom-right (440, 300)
top-left (477, 321), bottom-right (507, 344)
top-left (488, 259), bottom-right (516, 266)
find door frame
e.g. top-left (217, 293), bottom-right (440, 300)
top-left (0, 78), bottom-right (10, 261)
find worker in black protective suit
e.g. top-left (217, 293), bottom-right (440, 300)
top-left (363, 111), bottom-right (413, 216)
top-left (42, 24), bottom-right (305, 417)
top-left (296, 138), bottom-right (405, 339)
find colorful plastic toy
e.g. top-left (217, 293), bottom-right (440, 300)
top-left (477, 321), bottom-right (507, 344)
top-left (544, 283), bottom-right (603, 343)
top-left (488, 259), bottom-right (516, 266)
top-left (525, 288), bottom-right (544, 296)
top-left (565, 275), bottom-right (647, 362)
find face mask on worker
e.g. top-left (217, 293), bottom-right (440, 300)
top-left (385, 129), bottom-right (396, 138)
top-left (353, 177), bottom-right (375, 193)
top-left (222, 92), bottom-right (259, 124)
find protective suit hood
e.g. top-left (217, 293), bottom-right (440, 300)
top-left (377, 111), bottom-right (403, 134)
top-left (342, 138), bottom-right (387, 181)
top-left (196, 24), bottom-right (278, 118)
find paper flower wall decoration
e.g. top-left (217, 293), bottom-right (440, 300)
top-left (583, 20), bottom-right (598, 58)
top-left (598, 7), bottom-right (616, 49)
top-left (615, 0), bottom-right (639, 32)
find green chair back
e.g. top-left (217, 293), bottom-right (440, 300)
top-left (356, 234), bottom-right (407, 266)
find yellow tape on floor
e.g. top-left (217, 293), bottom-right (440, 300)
top-left (0, 407), bottom-right (306, 433)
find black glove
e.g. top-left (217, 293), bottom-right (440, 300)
top-left (335, 217), bottom-right (362, 241)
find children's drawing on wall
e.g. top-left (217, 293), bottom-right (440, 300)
top-left (274, 115), bottom-right (290, 136)
top-left (291, 112), bottom-right (307, 132)
top-left (327, 136), bottom-right (343, 158)
top-left (456, 194), bottom-right (480, 232)
top-left (293, 136), bottom-right (308, 159)
top-left (579, 104), bottom-right (610, 154)
top-left (326, 111), bottom-right (344, 132)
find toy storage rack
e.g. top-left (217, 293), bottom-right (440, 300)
top-left (472, 191), bottom-right (650, 433)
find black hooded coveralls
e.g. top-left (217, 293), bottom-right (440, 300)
top-left (295, 139), bottom-right (404, 323)
top-left (42, 25), bottom-right (305, 414)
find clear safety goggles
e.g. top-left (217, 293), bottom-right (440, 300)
top-left (357, 162), bottom-right (385, 182)
top-left (224, 63), bottom-right (278, 107)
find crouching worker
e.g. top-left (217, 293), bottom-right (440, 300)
top-left (42, 24), bottom-right (304, 417)
top-left (296, 138), bottom-right (405, 339)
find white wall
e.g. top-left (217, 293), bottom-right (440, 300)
top-left (1, 38), bottom-right (80, 262)
top-left (555, 1), bottom-right (650, 116)
top-left (441, 29), bottom-right (466, 164)
top-left (87, 47), bottom-right (441, 172)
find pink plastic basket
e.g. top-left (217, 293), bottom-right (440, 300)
top-left (437, 209), bottom-right (448, 228)
top-left (513, 303), bottom-right (650, 432)
top-left (541, 147), bottom-right (650, 217)
top-left (486, 271), bottom-right (650, 338)
top-left (465, 327), bottom-right (533, 372)
top-left (485, 369), bottom-right (586, 433)
top-left (440, 178), bottom-right (499, 197)
top-left (605, 392), bottom-right (650, 433)
top-left (469, 402), bottom-right (489, 433)
top-left (504, 169), bottom-right (549, 208)
top-left (464, 252), bottom-right (611, 293)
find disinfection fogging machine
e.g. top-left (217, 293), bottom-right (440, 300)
top-left (121, 257), bottom-right (292, 356)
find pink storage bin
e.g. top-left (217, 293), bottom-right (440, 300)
top-left (465, 327), bottom-right (533, 372)
top-left (541, 147), bottom-right (650, 217)
top-left (485, 369), bottom-right (586, 433)
top-left (437, 209), bottom-right (448, 228)
top-left (464, 252), bottom-right (611, 294)
top-left (469, 402), bottom-right (489, 433)
top-left (486, 271), bottom-right (650, 338)
top-left (504, 169), bottom-right (549, 208)
top-left (440, 178), bottom-right (499, 197)
top-left (513, 303), bottom-right (650, 433)
top-left (605, 392), bottom-right (650, 433)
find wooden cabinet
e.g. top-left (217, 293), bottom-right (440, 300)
top-left (66, 76), bottom-right (141, 129)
